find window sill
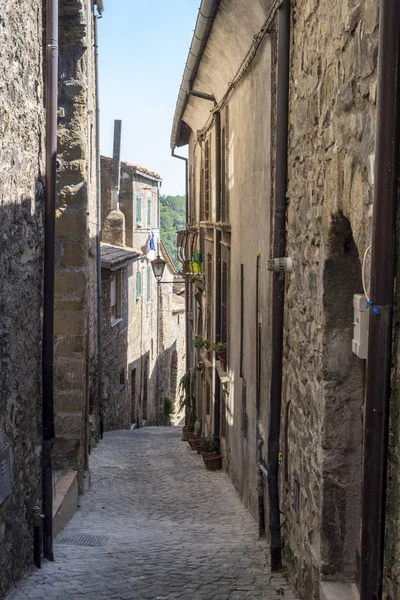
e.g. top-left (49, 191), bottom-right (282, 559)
top-left (111, 317), bottom-right (122, 327)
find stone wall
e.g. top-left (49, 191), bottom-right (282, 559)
top-left (102, 266), bottom-right (131, 430)
top-left (0, 1), bottom-right (45, 594)
top-left (282, 0), bottom-right (379, 596)
top-left (54, 0), bottom-right (99, 488)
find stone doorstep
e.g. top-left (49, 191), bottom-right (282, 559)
top-left (320, 581), bottom-right (359, 600)
top-left (52, 469), bottom-right (78, 538)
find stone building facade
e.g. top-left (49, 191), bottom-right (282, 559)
top-left (0, 1), bottom-right (45, 595)
top-left (172, 1), bottom-right (400, 599)
top-left (0, 0), bottom-right (103, 595)
top-left (101, 158), bottom-right (186, 430)
top-left (54, 0), bottom-right (101, 491)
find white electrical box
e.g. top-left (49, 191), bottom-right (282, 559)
top-left (352, 294), bottom-right (369, 359)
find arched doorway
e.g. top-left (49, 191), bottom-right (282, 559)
top-left (321, 213), bottom-right (364, 582)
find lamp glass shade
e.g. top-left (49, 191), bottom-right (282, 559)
top-left (151, 256), bottom-right (166, 281)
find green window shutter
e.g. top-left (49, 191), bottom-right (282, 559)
top-left (147, 266), bottom-right (151, 302)
top-left (147, 197), bottom-right (151, 228)
top-left (136, 196), bottom-right (142, 225)
top-left (136, 272), bottom-right (142, 299)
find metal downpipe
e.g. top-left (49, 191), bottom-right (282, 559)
top-left (360, 0), bottom-right (400, 597)
top-left (42, 0), bottom-right (59, 562)
top-left (94, 10), bottom-right (103, 439)
top-left (267, 0), bottom-right (290, 572)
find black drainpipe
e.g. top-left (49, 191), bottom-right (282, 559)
top-left (214, 112), bottom-right (222, 440)
top-left (42, 0), bottom-right (58, 562)
top-left (360, 1), bottom-right (400, 598)
top-left (94, 6), bottom-right (103, 440)
top-left (256, 253), bottom-right (266, 538)
top-left (267, 0), bottom-right (290, 572)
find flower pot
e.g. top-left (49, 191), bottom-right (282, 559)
top-left (195, 444), bottom-right (205, 454)
top-left (182, 427), bottom-right (191, 441)
top-left (202, 453), bottom-right (222, 471)
top-left (188, 437), bottom-right (201, 450)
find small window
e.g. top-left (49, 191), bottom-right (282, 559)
top-left (111, 271), bottom-right (122, 323)
top-left (136, 271), bottom-right (142, 300)
top-left (147, 196), bottom-right (151, 228)
top-left (146, 266), bottom-right (151, 302)
top-left (120, 369), bottom-right (125, 390)
top-left (136, 196), bottom-right (142, 226)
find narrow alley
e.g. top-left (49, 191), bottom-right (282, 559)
top-left (7, 428), bottom-right (297, 600)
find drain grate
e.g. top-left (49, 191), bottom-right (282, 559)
top-left (56, 534), bottom-right (108, 548)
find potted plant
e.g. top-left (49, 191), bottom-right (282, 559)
top-left (163, 396), bottom-right (174, 426)
top-left (194, 336), bottom-right (211, 361)
top-left (178, 371), bottom-right (195, 441)
top-left (209, 342), bottom-right (227, 370)
top-left (201, 436), bottom-right (222, 470)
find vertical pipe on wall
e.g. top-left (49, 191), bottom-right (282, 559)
top-left (42, 0), bottom-right (59, 562)
top-left (361, 0), bottom-right (400, 597)
top-left (256, 253), bottom-right (265, 537)
top-left (267, 0), bottom-right (290, 572)
top-left (94, 8), bottom-right (103, 440)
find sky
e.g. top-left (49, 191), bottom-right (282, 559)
top-left (97, 0), bottom-right (198, 196)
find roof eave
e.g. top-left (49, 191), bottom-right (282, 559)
top-left (170, 0), bottom-right (222, 150)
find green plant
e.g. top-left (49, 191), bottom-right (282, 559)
top-left (178, 370), bottom-right (196, 427)
top-left (201, 435), bottom-right (219, 453)
top-left (194, 336), bottom-right (210, 350)
top-left (209, 342), bottom-right (227, 353)
top-left (163, 396), bottom-right (174, 425)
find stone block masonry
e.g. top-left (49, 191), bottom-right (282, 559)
top-left (54, 0), bottom-right (99, 490)
top-left (5, 428), bottom-right (299, 600)
top-left (0, 0), bottom-right (45, 595)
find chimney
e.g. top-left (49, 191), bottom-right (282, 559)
top-left (102, 119), bottom-right (126, 247)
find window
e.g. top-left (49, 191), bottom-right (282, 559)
top-left (240, 264), bottom-right (244, 377)
top-left (136, 271), bottom-right (142, 300)
top-left (111, 271), bottom-right (122, 324)
top-left (221, 261), bottom-right (228, 344)
top-left (204, 139), bottom-right (210, 221)
top-left (146, 266), bottom-right (151, 302)
top-left (242, 378), bottom-right (248, 439)
top-left (120, 368), bottom-right (125, 390)
top-left (147, 196), bottom-right (151, 228)
top-left (206, 254), bottom-right (212, 340)
top-left (136, 195), bottom-right (142, 226)
top-left (206, 381), bottom-right (211, 415)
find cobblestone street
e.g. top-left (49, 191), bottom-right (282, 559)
top-left (7, 428), bottom-right (298, 600)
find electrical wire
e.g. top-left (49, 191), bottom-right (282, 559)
top-left (362, 245), bottom-right (372, 302)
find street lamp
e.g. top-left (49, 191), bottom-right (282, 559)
top-left (151, 256), bottom-right (166, 282)
top-left (151, 256), bottom-right (166, 426)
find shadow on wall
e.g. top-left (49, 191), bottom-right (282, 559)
top-left (127, 340), bottom-right (181, 428)
top-left (0, 193), bottom-right (44, 595)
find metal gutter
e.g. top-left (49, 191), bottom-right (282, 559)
top-left (170, 0), bottom-right (221, 149)
top-left (42, 0), bottom-right (58, 562)
top-left (360, 0), bottom-right (400, 596)
top-left (267, 0), bottom-right (291, 573)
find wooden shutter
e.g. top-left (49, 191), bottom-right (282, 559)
top-left (111, 278), bottom-right (116, 307)
top-left (147, 197), bottom-right (151, 228)
top-left (136, 272), bottom-right (142, 299)
top-left (146, 266), bottom-right (151, 302)
top-left (136, 196), bottom-right (142, 225)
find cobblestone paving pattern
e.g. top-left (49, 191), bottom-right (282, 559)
top-left (7, 428), bottom-right (298, 600)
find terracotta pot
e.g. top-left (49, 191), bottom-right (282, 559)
top-left (202, 453), bottom-right (222, 471)
top-left (188, 437), bottom-right (201, 450)
top-left (195, 444), bottom-right (205, 454)
top-left (182, 427), bottom-right (191, 442)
